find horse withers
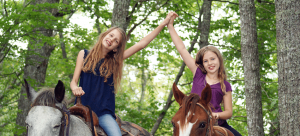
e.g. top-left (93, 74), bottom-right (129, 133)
top-left (171, 83), bottom-right (234, 136)
top-left (24, 79), bottom-right (151, 136)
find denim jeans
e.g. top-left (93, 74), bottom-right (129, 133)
top-left (98, 114), bottom-right (122, 136)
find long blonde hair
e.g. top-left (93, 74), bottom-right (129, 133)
top-left (195, 46), bottom-right (227, 94)
top-left (82, 27), bottom-right (127, 93)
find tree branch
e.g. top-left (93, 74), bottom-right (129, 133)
top-left (211, 0), bottom-right (239, 5)
top-left (259, 1), bottom-right (274, 5)
top-left (0, 44), bottom-right (11, 64)
top-left (0, 122), bottom-right (10, 128)
top-left (258, 51), bottom-right (277, 54)
top-left (256, 3), bottom-right (275, 14)
top-left (23, 0), bottom-right (32, 7)
top-left (4, 0), bottom-right (8, 16)
top-left (126, 0), bottom-right (170, 39)
top-left (228, 79), bottom-right (278, 84)
top-left (230, 118), bottom-right (247, 122)
top-left (213, 43), bottom-right (242, 52)
top-left (127, 1), bottom-right (139, 19)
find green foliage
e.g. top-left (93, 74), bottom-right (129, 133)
top-left (0, 0), bottom-right (279, 135)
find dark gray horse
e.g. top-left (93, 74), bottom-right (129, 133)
top-left (25, 79), bottom-right (151, 136)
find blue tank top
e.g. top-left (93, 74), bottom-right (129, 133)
top-left (76, 49), bottom-right (116, 119)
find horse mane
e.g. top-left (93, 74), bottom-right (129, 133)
top-left (179, 93), bottom-right (216, 134)
top-left (31, 88), bottom-right (66, 107)
top-left (179, 93), bottom-right (200, 130)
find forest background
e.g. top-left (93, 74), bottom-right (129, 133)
top-left (0, 0), bottom-right (299, 135)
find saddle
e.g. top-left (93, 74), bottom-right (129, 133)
top-left (68, 97), bottom-right (128, 136)
top-left (68, 97), bottom-right (99, 127)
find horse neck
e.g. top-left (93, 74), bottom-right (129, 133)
top-left (68, 115), bottom-right (93, 136)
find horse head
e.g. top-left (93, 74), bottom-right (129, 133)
top-left (24, 79), bottom-right (71, 136)
top-left (25, 79), bottom-right (65, 108)
top-left (171, 82), bottom-right (214, 136)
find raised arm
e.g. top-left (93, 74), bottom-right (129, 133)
top-left (123, 12), bottom-right (178, 59)
top-left (167, 15), bottom-right (197, 75)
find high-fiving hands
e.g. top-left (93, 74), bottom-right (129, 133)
top-left (167, 12), bottom-right (178, 28)
top-left (162, 11), bottom-right (178, 26)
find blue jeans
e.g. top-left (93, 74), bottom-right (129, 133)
top-left (98, 114), bottom-right (122, 136)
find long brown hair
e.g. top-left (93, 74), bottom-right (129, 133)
top-left (82, 27), bottom-right (127, 93)
top-left (195, 46), bottom-right (227, 94)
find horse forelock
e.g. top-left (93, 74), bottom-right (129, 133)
top-left (31, 88), bottom-right (66, 108)
top-left (179, 93), bottom-right (200, 131)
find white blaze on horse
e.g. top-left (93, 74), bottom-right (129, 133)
top-left (171, 83), bottom-right (234, 136)
top-left (24, 79), bottom-right (151, 136)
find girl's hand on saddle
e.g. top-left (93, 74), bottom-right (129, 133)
top-left (162, 11), bottom-right (178, 26)
top-left (212, 112), bottom-right (220, 120)
top-left (72, 87), bottom-right (85, 96)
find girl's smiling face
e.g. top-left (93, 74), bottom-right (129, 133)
top-left (102, 29), bottom-right (122, 52)
top-left (202, 51), bottom-right (220, 75)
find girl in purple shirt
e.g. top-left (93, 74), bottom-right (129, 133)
top-left (168, 13), bottom-right (241, 136)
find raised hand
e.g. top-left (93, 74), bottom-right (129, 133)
top-left (162, 11), bottom-right (178, 26)
top-left (167, 12), bottom-right (178, 28)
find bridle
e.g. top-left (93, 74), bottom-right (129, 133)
top-left (26, 105), bottom-right (71, 136)
top-left (179, 102), bottom-right (213, 136)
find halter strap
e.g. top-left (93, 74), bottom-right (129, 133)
top-left (196, 103), bottom-right (213, 136)
top-left (55, 105), bottom-right (71, 136)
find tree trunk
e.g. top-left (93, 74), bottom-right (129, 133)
top-left (15, 0), bottom-right (59, 135)
top-left (199, 0), bottom-right (211, 48)
top-left (150, 1), bottom-right (211, 135)
top-left (276, 0), bottom-right (300, 135)
top-left (138, 66), bottom-right (147, 111)
top-left (239, 0), bottom-right (265, 135)
top-left (111, 0), bottom-right (131, 32)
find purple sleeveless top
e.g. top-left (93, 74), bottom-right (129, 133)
top-left (191, 68), bottom-right (232, 125)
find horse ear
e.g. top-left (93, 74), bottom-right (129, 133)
top-left (24, 79), bottom-right (37, 102)
top-left (200, 83), bottom-right (212, 105)
top-left (54, 80), bottom-right (65, 103)
top-left (172, 82), bottom-right (185, 106)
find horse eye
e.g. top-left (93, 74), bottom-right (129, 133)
top-left (199, 123), bottom-right (206, 128)
top-left (172, 122), bottom-right (175, 128)
top-left (26, 123), bottom-right (30, 129)
top-left (53, 124), bottom-right (60, 129)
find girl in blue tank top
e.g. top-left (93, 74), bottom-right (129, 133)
top-left (70, 12), bottom-right (178, 136)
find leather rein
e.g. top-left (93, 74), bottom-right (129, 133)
top-left (179, 102), bottom-right (213, 136)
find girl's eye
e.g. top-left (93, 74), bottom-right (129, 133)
top-left (204, 61), bottom-right (207, 63)
top-left (116, 40), bottom-right (119, 44)
top-left (212, 58), bottom-right (215, 60)
top-left (110, 34), bottom-right (113, 37)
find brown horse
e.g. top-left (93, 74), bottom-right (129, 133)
top-left (171, 83), bottom-right (234, 136)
